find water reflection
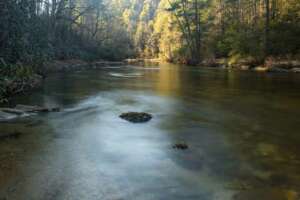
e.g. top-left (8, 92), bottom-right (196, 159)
top-left (155, 63), bottom-right (181, 96)
top-left (1, 64), bottom-right (300, 199)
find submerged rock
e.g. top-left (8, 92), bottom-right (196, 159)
top-left (233, 189), bottom-right (298, 200)
top-left (173, 142), bottom-right (189, 150)
top-left (119, 112), bottom-right (152, 123)
top-left (25, 120), bottom-right (44, 127)
top-left (225, 180), bottom-right (252, 190)
top-left (51, 107), bottom-right (61, 112)
top-left (0, 131), bottom-right (22, 140)
top-left (256, 143), bottom-right (277, 157)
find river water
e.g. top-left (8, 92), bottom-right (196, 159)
top-left (1, 63), bottom-right (300, 200)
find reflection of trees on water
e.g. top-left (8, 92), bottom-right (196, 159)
top-left (149, 64), bottom-right (300, 199)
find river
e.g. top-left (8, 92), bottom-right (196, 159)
top-left (1, 63), bottom-right (300, 200)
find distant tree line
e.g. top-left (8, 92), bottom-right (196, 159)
top-left (0, 0), bottom-right (134, 66)
top-left (115, 0), bottom-right (300, 64)
top-left (0, 0), bottom-right (300, 66)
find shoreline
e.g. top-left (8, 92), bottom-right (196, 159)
top-left (125, 58), bottom-right (300, 73)
top-left (2, 57), bottom-right (300, 104)
top-left (0, 60), bottom-right (126, 104)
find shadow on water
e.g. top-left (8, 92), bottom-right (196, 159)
top-left (0, 63), bottom-right (300, 199)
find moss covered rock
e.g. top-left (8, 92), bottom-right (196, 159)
top-left (119, 112), bottom-right (152, 123)
top-left (173, 143), bottom-right (189, 150)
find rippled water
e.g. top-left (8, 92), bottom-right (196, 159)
top-left (1, 63), bottom-right (300, 200)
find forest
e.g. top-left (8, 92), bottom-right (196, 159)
top-left (1, 0), bottom-right (300, 65)
top-left (0, 0), bottom-right (300, 101)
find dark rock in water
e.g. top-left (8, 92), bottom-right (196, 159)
top-left (232, 188), bottom-right (297, 200)
top-left (119, 112), bottom-right (152, 123)
top-left (51, 107), bottom-right (60, 112)
top-left (173, 143), bottom-right (189, 150)
top-left (26, 120), bottom-right (44, 127)
top-left (269, 174), bottom-right (289, 186)
top-left (0, 131), bottom-right (22, 140)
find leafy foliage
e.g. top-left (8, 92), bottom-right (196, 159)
top-left (1, 0), bottom-right (300, 67)
top-left (0, 0), bottom-right (134, 66)
top-left (115, 0), bottom-right (300, 63)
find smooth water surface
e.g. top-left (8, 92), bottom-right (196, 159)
top-left (1, 63), bottom-right (300, 200)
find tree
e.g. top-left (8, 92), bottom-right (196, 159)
top-left (166, 0), bottom-right (203, 64)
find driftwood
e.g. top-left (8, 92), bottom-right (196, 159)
top-left (0, 105), bottom-right (60, 121)
top-left (15, 104), bottom-right (60, 113)
top-left (15, 104), bottom-right (50, 113)
top-left (1, 108), bottom-right (24, 115)
top-left (0, 111), bottom-right (17, 121)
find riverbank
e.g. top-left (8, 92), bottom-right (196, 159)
top-left (0, 62), bottom-right (44, 104)
top-left (0, 60), bottom-right (126, 104)
top-left (2, 57), bottom-right (299, 103)
top-left (43, 59), bottom-right (125, 74)
top-left (125, 57), bottom-right (300, 73)
top-left (202, 57), bottom-right (300, 73)
top-left (0, 75), bottom-right (43, 104)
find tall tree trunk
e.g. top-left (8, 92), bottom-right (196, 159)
top-left (265, 0), bottom-right (270, 56)
top-left (193, 0), bottom-right (201, 63)
top-left (181, 0), bottom-right (195, 60)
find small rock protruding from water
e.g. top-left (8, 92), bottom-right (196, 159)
top-left (119, 112), bottom-right (152, 123)
top-left (51, 107), bottom-right (60, 112)
top-left (173, 142), bottom-right (189, 150)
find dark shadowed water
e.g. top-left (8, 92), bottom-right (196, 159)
top-left (1, 63), bottom-right (300, 200)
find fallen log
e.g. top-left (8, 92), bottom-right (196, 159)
top-left (0, 105), bottom-right (60, 121)
top-left (1, 108), bottom-right (24, 115)
top-left (0, 111), bottom-right (18, 121)
top-left (15, 104), bottom-right (60, 113)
